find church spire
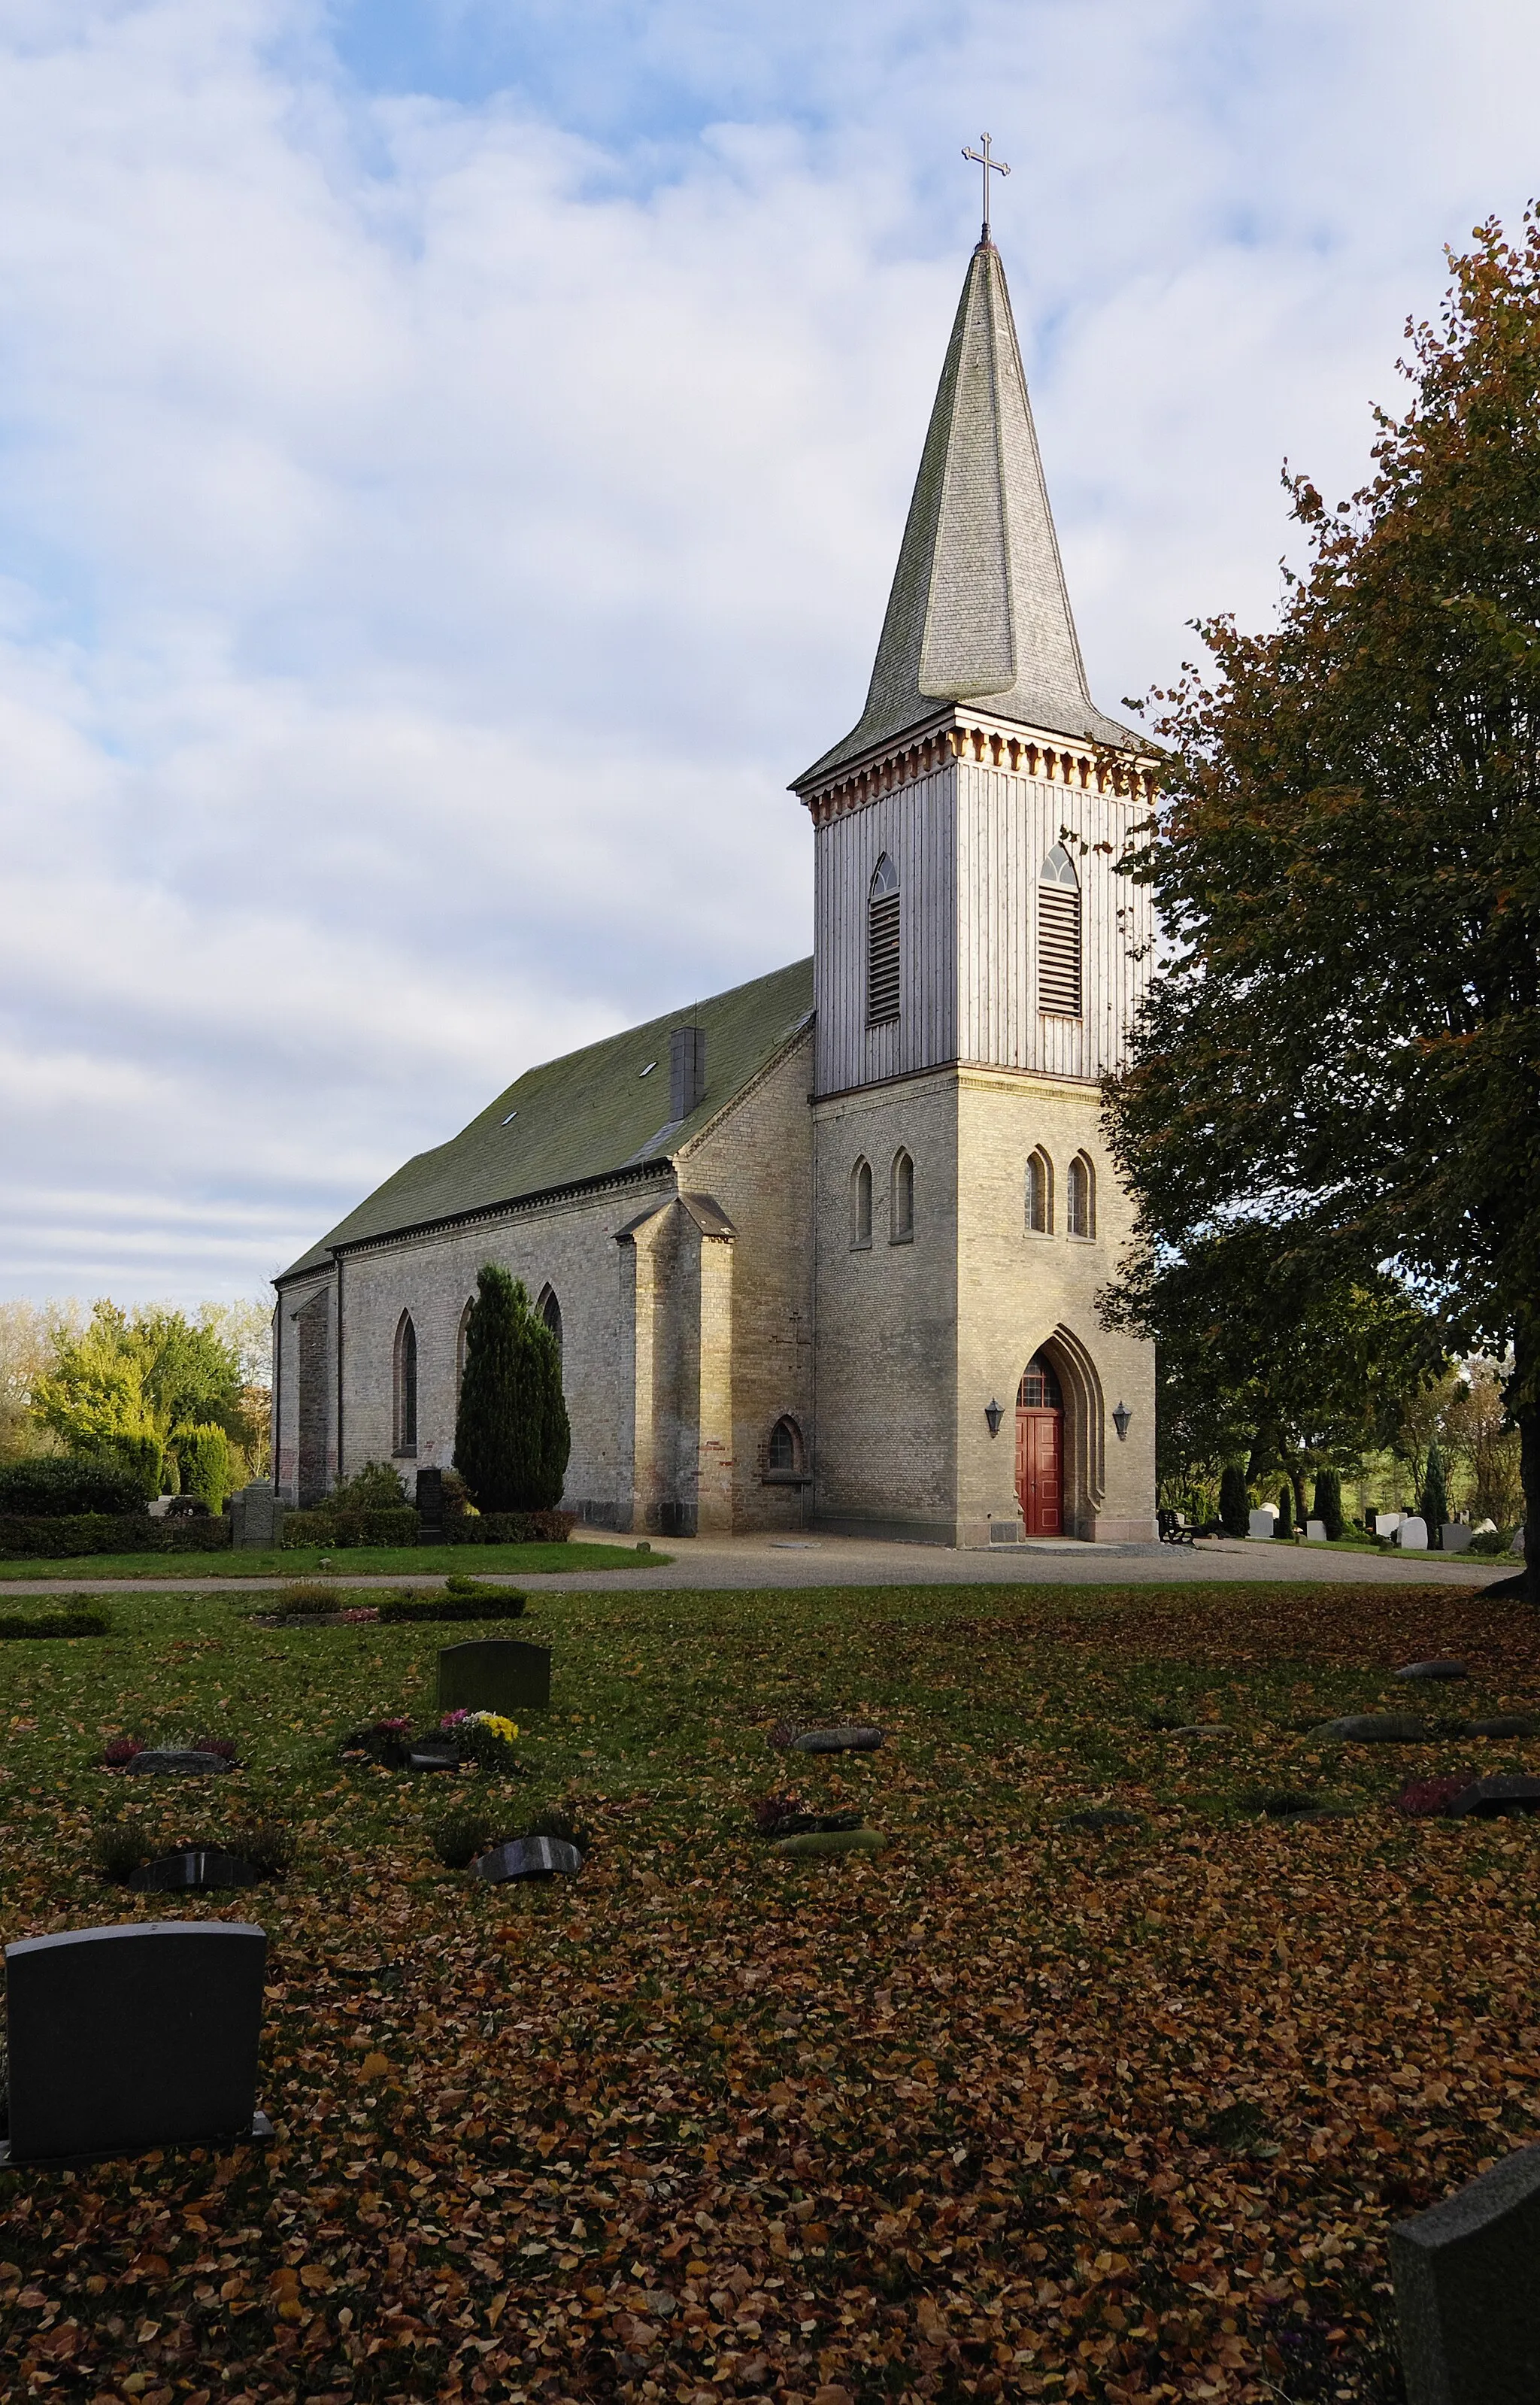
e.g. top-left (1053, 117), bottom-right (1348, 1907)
top-left (798, 238), bottom-right (1137, 786)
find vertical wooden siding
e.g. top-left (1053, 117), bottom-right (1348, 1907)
top-left (814, 758), bottom-right (1153, 1094)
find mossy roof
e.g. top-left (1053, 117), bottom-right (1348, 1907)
top-left (277, 956), bottom-right (814, 1281)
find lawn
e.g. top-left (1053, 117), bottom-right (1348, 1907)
top-left (2, 1576), bottom-right (1538, 2401)
top-left (0, 1539), bottom-right (665, 1583)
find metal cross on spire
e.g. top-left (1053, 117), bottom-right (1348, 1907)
top-left (962, 132), bottom-right (1010, 243)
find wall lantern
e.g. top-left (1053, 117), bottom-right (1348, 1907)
top-left (984, 1398), bottom-right (1004, 1438)
top-left (1112, 1400), bottom-right (1132, 1442)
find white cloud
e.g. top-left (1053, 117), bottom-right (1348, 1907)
top-left (0, 0), bottom-right (1537, 1300)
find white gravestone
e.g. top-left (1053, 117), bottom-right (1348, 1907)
top-left (1305, 1519), bottom-right (1327, 1542)
top-left (1247, 1506), bottom-right (1278, 1541)
top-left (1396, 1517), bottom-right (1429, 1550)
top-left (1376, 1512), bottom-right (1403, 1537)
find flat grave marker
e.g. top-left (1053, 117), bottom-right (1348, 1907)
top-left (474, 1836), bottom-right (584, 1881)
top-left (438, 1638), bottom-right (551, 1716)
top-left (125, 1749), bottom-right (233, 1777)
top-left (2, 1921), bottom-right (270, 2167)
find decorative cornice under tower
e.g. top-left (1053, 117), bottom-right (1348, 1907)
top-left (800, 714), bottom-right (1158, 827)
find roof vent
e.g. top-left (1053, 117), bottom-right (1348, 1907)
top-left (669, 1025), bottom-right (706, 1122)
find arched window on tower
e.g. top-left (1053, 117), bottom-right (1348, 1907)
top-left (1026, 1148), bottom-right (1053, 1235)
top-left (1038, 844), bottom-right (1082, 1018)
top-left (455, 1298), bottom-right (474, 1399)
top-left (850, 1157), bottom-right (873, 1248)
top-left (867, 854), bottom-right (901, 1026)
top-left (766, 1417), bottom-right (805, 1477)
top-left (535, 1283), bottom-right (563, 1360)
top-left (890, 1148), bottom-right (914, 1243)
top-left (393, 1312), bottom-right (418, 1455)
top-left (1067, 1151), bottom-right (1096, 1239)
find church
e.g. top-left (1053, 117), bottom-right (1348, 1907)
top-left (273, 226), bottom-right (1159, 1548)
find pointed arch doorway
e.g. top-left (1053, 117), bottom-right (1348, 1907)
top-left (1016, 1352), bottom-right (1064, 1535)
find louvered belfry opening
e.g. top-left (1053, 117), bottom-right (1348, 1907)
top-left (867, 854), bottom-right (901, 1026)
top-left (1037, 844), bottom-right (1081, 1018)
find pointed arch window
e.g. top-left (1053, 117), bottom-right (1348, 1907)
top-left (1017, 1352), bottom-right (1064, 1410)
top-left (867, 854), bottom-right (901, 1026)
top-left (1026, 1148), bottom-right (1053, 1235)
top-left (1038, 844), bottom-right (1082, 1018)
top-left (850, 1157), bottom-right (873, 1249)
top-left (455, 1298), bottom-right (474, 1399)
top-left (766, 1417), bottom-right (805, 1478)
top-left (1067, 1151), bottom-right (1096, 1239)
top-left (535, 1283), bottom-right (563, 1360)
top-left (890, 1148), bottom-right (914, 1243)
top-left (393, 1312), bottom-right (418, 1455)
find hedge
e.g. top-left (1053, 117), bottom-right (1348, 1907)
top-left (0, 1457), bottom-right (147, 1518)
top-left (444, 1511), bottom-right (578, 1546)
top-left (377, 1591), bottom-right (528, 1624)
top-left (0, 1606), bottom-right (113, 1638)
top-left (282, 1506), bottom-right (421, 1551)
top-left (0, 1514), bottom-right (235, 1560)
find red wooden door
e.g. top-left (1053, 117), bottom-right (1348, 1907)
top-left (1016, 1409), bottom-right (1063, 1535)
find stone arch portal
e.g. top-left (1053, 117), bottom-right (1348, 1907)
top-left (1016, 1327), bottom-right (1105, 1539)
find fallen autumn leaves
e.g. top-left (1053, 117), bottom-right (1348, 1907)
top-left (1, 1574), bottom-right (1535, 2401)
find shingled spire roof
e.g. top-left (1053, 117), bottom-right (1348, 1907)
top-left (796, 240), bottom-right (1139, 787)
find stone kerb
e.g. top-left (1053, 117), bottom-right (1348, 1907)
top-left (2, 1921), bottom-right (269, 2166)
top-left (1390, 2140), bottom-right (1540, 2403)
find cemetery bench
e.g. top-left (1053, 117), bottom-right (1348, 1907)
top-left (1157, 1508), bottom-right (1197, 1546)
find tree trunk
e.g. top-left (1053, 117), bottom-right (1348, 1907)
top-left (1291, 1467), bottom-right (1309, 1528)
top-left (1511, 1318), bottom-right (1539, 1606)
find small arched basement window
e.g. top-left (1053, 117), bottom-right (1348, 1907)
top-left (1026, 1148), bottom-right (1053, 1235)
top-left (867, 854), bottom-right (901, 1026)
top-left (1038, 844), bottom-right (1082, 1018)
top-left (767, 1418), bottom-right (804, 1475)
top-left (890, 1148), bottom-right (914, 1243)
top-left (536, 1283), bottom-right (563, 1357)
top-left (394, 1312), bottom-right (418, 1454)
top-left (850, 1157), bottom-right (873, 1248)
top-left (1017, 1353), bottom-right (1064, 1411)
top-left (1067, 1152), bottom-right (1096, 1239)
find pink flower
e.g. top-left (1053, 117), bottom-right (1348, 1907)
top-left (102, 1735), bottom-right (143, 1767)
top-left (440, 1709), bottom-right (470, 1728)
top-left (1394, 1774), bottom-right (1471, 1816)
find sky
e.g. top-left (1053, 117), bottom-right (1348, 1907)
top-left (0, 0), bottom-right (1535, 1308)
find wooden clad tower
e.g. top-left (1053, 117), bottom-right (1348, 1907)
top-left (793, 233), bottom-right (1159, 1546)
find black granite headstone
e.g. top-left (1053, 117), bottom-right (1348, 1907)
top-left (438, 1638), bottom-right (550, 1715)
top-left (1446, 1774), bottom-right (1540, 1818)
top-left (1310, 1715), bottom-right (1426, 1742)
top-left (1395, 1660), bottom-right (1469, 1682)
top-left (474, 1836), bottom-right (584, 1881)
top-left (416, 1467), bottom-right (444, 1543)
top-left (130, 1850), bottom-right (259, 1892)
top-left (1391, 2141), bottom-right (1540, 2403)
top-left (789, 1727), bottom-right (884, 1754)
top-left (1, 1921), bottom-right (270, 2166)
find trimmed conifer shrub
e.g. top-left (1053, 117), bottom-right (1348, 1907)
top-left (1312, 1466), bottom-right (1344, 1541)
top-left (0, 1454), bottom-right (145, 1518)
top-left (1218, 1463), bottom-right (1250, 1537)
top-left (177, 1423), bottom-right (232, 1516)
top-left (1275, 1482), bottom-right (1294, 1538)
top-left (454, 1266), bottom-right (571, 1513)
top-left (1420, 1439), bottom-right (1450, 1539)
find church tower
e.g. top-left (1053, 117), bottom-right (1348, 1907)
top-left (793, 231), bottom-right (1158, 1545)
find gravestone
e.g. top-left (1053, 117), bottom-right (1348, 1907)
top-left (438, 1638), bottom-right (550, 1716)
top-left (1310, 1713), bottom-right (1426, 1742)
top-left (1469, 1716), bottom-right (1540, 1739)
top-left (474, 1836), bottom-right (584, 1881)
top-left (1376, 1512), bottom-right (1403, 1538)
top-left (131, 1849), bottom-right (258, 1893)
top-left (1390, 2140), bottom-right (1540, 2403)
top-left (1247, 1506), bottom-right (1278, 1540)
top-left (1062, 1806), bottom-right (1144, 1831)
top-left (1, 1921), bottom-right (270, 2167)
top-left (1305, 1518), bottom-right (1327, 1542)
top-left (125, 1749), bottom-right (233, 1776)
top-left (1441, 1522), bottom-right (1475, 1554)
top-left (1396, 1660), bottom-right (1469, 1682)
top-left (789, 1727), bottom-right (884, 1754)
top-left (1397, 1517), bottom-right (1430, 1550)
top-left (1446, 1774), bottom-right (1540, 1818)
top-left (230, 1484), bottom-right (287, 1551)
top-left (415, 1466), bottom-right (445, 1544)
